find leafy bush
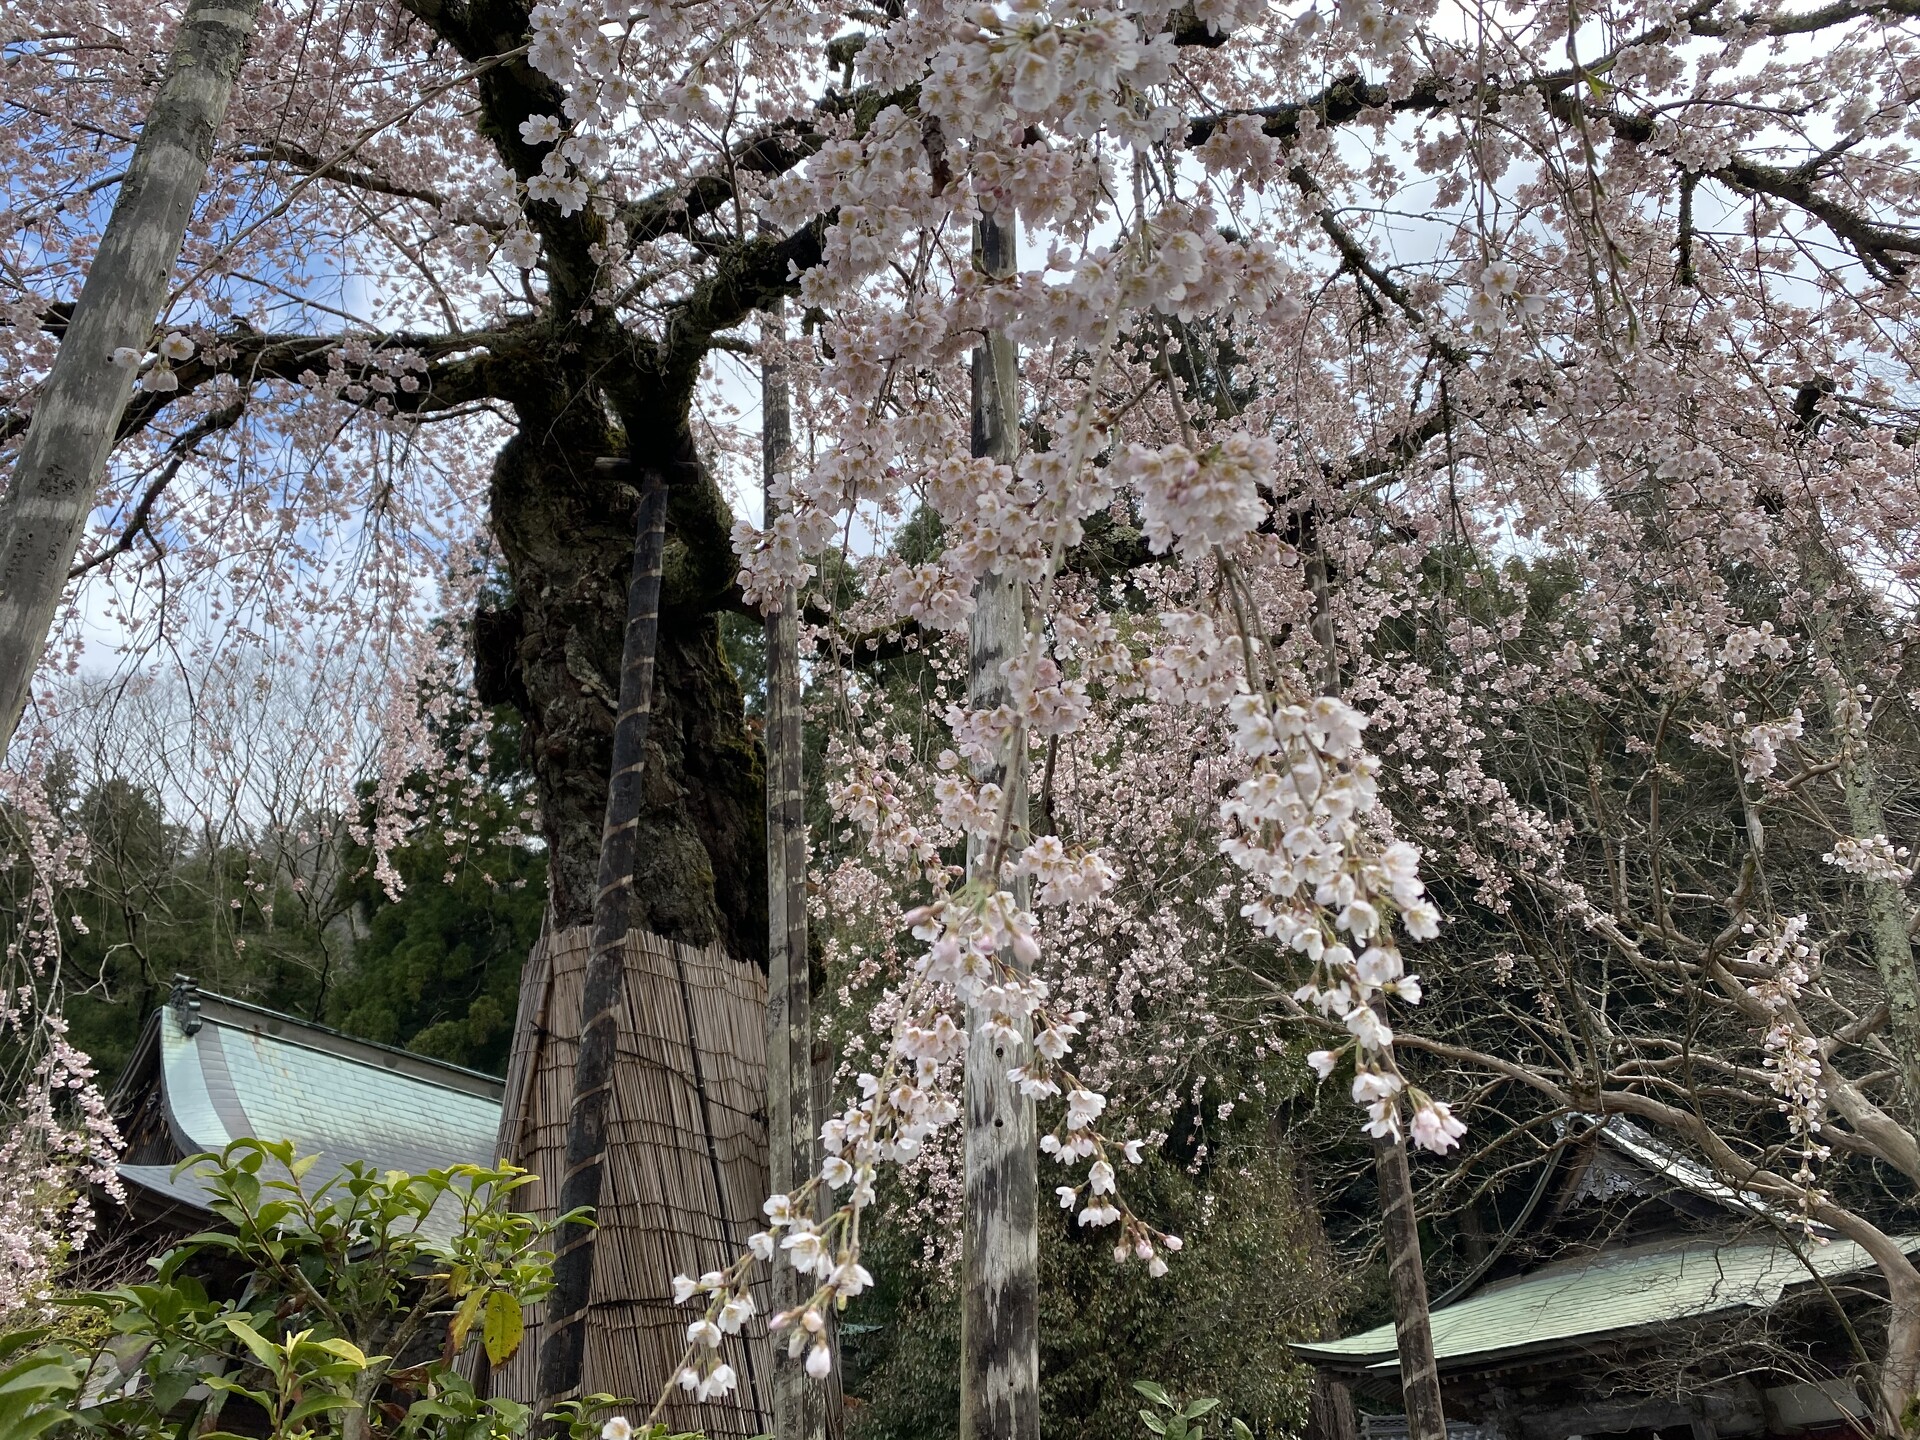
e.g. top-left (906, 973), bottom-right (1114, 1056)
top-left (1, 1139), bottom-right (569, 1437)
top-left (1133, 1381), bottom-right (1253, 1440)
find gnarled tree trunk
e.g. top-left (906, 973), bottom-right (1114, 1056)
top-left (484, 374), bottom-right (773, 1437)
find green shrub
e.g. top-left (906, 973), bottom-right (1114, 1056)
top-left (3, 1139), bottom-right (569, 1438)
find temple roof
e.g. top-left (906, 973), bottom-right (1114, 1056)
top-left (1296, 1228), bottom-right (1916, 1374)
top-left (112, 983), bottom-right (504, 1243)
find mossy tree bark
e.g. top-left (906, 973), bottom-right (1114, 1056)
top-left (480, 374), bottom-right (767, 950)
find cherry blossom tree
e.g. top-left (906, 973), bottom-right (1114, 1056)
top-left (5, 0), bottom-right (1918, 1431)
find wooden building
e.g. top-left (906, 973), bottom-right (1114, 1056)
top-left (1297, 1120), bottom-right (1899, 1440)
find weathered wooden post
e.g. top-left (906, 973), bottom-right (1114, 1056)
top-left (0, 0), bottom-right (263, 749)
top-left (959, 210), bottom-right (1040, 1440)
top-left (1306, 520), bottom-right (1448, 1440)
top-left (762, 307), bottom-right (841, 1440)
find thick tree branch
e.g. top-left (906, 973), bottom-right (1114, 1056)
top-left (662, 219), bottom-right (832, 379)
top-left (5, 313), bottom-right (536, 452)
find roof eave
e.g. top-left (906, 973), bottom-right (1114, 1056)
top-left (1291, 1309), bottom-right (1752, 1378)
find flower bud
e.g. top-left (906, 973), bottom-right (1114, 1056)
top-left (806, 1340), bottom-right (834, 1379)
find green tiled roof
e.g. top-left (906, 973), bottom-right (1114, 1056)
top-left (120, 995), bottom-right (504, 1244)
top-left (1295, 1231), bottom-right (1915, 1372)
top-left (156, 999), bottom-right (502, 1171)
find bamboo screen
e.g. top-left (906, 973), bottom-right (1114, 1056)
top-left (490, 924), bottom-right (775, 1437)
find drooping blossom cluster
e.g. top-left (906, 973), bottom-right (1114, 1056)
top-left (0, 765), bottom-right (124, 1325)
top-left (1739, 710), bottom-right (1805, 785)
top-left (1824, 834), bottom-right (1915, 886)
top-left (1212, 686), bottom-right (1453, 1150)
top-left (1744, 917), bottom-right (1831, 1226)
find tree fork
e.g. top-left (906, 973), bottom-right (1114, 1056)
top-left (959, 210), bottom-right (1040, 1440)
top-left (0, 0), bottom-right (263, 750)
top-left (536, 468), bottom-right (670, 1428)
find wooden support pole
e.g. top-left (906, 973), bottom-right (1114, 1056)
top-left (959, 211), bottom-right (1040, 1440)
top-left (536, 468), bottom-right (670, 1431)
top-left (0, 0), bottom-right (263, 750)
top-left (762, 308), bottom-right (840, 1440)
top-left (1374, 1133), bottom-right (1448, 1440)
top-left (1309, 522), bottom-right (1446, 1440)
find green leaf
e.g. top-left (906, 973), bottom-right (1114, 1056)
top-left (1232, 1421), bottom-right (1254, 1438)
top-left (0, 1330), bottom-right (52, 1365)
top-left (0, 1356), bottom-right (82, 1440)
top-left (1133, 1381), bottom-right (1173, 1407)
top-left (203, 1378), bottom-right (273, 1407)
top-left (217, 1316), bottom-right (281, 1372)
top-left (450, 1286), bottom-right (487, 1351)
top-left (286, 1392), bottom-right (357, 1423)
top-left (225, 1171), bottom-right (261, 1211)
top-left (312, 1337), bottom-right (374, 1367)
top-left (151, 1366), bottom-right (198, 1413)
top-left (0, 1359), bottom-right (77, 1400)
top-left (1183, 1399), bottom-right (1221, 1419)
top-left (1139, 1410), bottom-right (1167, 1434)
top-left (482, 1289), bottom-right (525, 1365)
top-left (171, 1151), bottom-right (218, 1180)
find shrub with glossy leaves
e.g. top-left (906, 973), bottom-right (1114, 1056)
top-left (1, 1138), bottom-right (580, 1438)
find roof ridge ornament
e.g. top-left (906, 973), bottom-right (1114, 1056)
top-left (169, 974), bottom-right (203, 1036)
